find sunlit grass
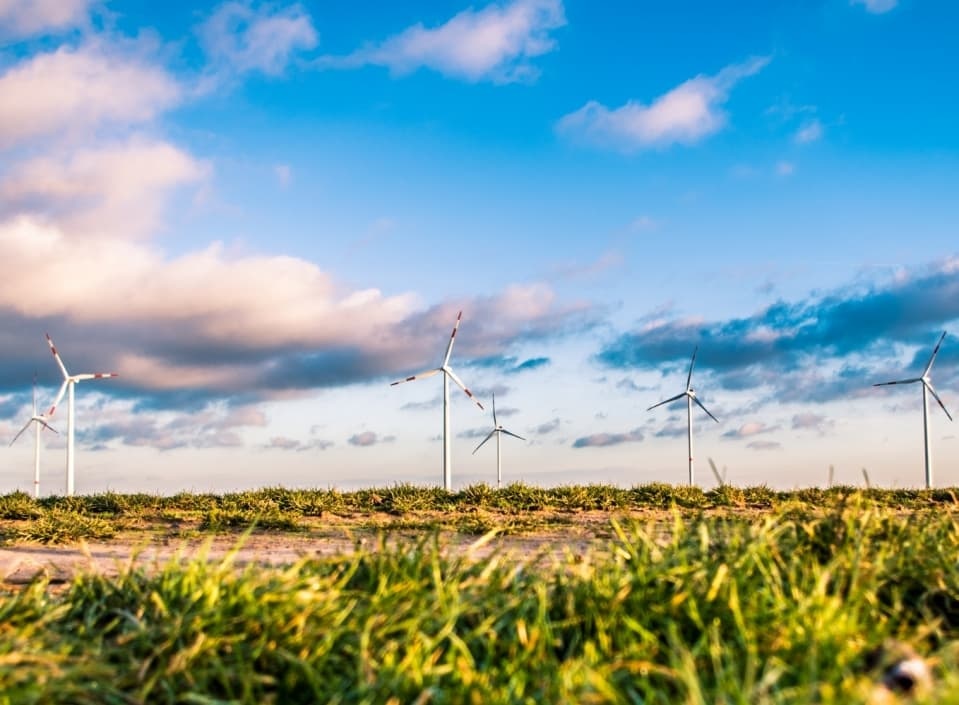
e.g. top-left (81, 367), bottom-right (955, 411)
top-left (2, 483), bottom-right (959, 546)
top-left (3, 503), bottom-right (959, 702)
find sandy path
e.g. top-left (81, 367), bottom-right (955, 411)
top-left (0, 529), bottom-right (597, 587)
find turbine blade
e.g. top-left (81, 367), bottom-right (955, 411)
top-left (925, 381), bottom-right (953, 422)
top-left (38, 418), bottom-right (59, 435)
top-left (446, 368), bottom-right (484, 410)
top-left (647, 391), bottom-right (686, 412)
top-left (472, 430), bottom-right (496, 454)
top-left (492, 392), bottom-right (497, 427)
top-left (686, 346), bottom-right (698, 390)
top-left (873, 378), bottom-right (921, 387)
top-left (708, 458), bottom-right (723, 486)
top-left (32, 371), bottom-right (37, 416)
top-left (390, 368), bottom-right (441, 386)
top-left (45, 333), bottom-right (69, 379)
top-left (500, 429), bottom-right (526, 441)
top-left (47, 380), bottom-right (68, 417)
top-left (74, 372), bottom-right (119, 381)
top-left (9, 419), bottom-right (32, 446)
top-left (693, 396), bottom-right (719, 423)
top-left (922, 331), bottom-right (948, 377)
top-left (442, 310), bottom-right (463, 367)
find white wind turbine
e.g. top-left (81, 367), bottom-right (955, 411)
top-left (46, 334), bottom-right (118, 497)
top-left (648, 346), bottom-right (719, 486)
top-left (9, 373), bottom-right (59, 498)
top-left (472, 393), bottom-right (525, 488)
top-left (391, 311), bottom-right (484, 491)
top-left (874, 331), bottom-right (952, 489)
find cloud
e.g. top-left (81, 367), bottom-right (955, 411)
top-left (572, 427), bottom-right (644, 448)
top-left (851, 0), bottom-right (897, 13)
top-left (199, 1), bottom-right (318, 77)
top-left (616, 378), bottom-right (655, 393)
top-left (534, 417), bottom-right (561, 434)
top-left (794, 119), bottom-right (823, 144)
top-left (321, 0), bottom-right (565, 83)
top-left (74, 400), bottom-right (269, 451)
top-left (0, 0), bottom-right (94, 38)
top-left (514, 357), bottom-right (550, 373)
top-left (0, 7), bottom-right (598, 418)
top-left (791, 413), bottom-right (835, 434)
top-left (556, 56), bottom-right (770, 151)
top-left (0, 43), bottom-right (182, 149)
top-left (468, 355), bottom-right (551, 374)
top-left (457, 427), bottom-right (492, 440)
top-left (595, 258), bottom-right (959, 404)
top-left (722, 422), bottom-right (779, 440)
top-left (348, 431), bottom-right (395, 447)
top-left (1, 138), bottom-right (208, 240)
top-left (654, 423), bottom-right (688, 439)
top-left (266, 435), bottom-right (333, 451)
top-left (747, 440), bottom-right (782, 451)
top-left (400, 397), bottom-right (442, 412)
top-left (550, 251), bottom-right (624, 281)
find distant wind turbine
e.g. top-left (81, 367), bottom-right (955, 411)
top-left (46, 334), bottom-right (118, 496)
top-left (648, 346), bottom-right (719, 486)
top-left (472, 393), bottom-right (526, 488)
top-left (9, 373), bottom-right (59, 498)
top-left (391, 311), bottom-right (484, 491)
top-left (874, 331), bottom-right (952, 489)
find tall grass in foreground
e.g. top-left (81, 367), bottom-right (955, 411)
top-left (4, 504), bottom-right (959, 703)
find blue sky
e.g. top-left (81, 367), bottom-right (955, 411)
top-left (1, 0), bottom-right (958, 494)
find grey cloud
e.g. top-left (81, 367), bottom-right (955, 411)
top-left (572, 428), bottom-right (644, 448)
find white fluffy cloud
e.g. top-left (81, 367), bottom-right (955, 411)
top-left (0, 0), bottom-right (94, 38)
top-left (1, 138), bottom-right (208, 239)
top-left (0, 43), bottom-right (182, 148)
top-left (851, 0), bottom-right (898, 13)
top-left (0, 1), bottom-right (593, 405)
top-left (325, 0), bottom-right (565, 83)
top-left (199, 1), bottom-right (318, 76)
top-left (557, 57), bottom-right (769, 151)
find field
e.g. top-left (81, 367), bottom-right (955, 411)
top-left (3, 484), bottom-right (959, 703)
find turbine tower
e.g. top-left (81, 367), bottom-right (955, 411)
top-left (46, 334), bottom-right (118, 497)
top-left (648, 346), bottom-right (719, 486)
top-left (874, 331), bottom-right (952, 489)
top-left (9, 374), bottom-right (59, 498)
top-left (391, 311), bottom-right (483, 491)
top-left (472, 393), bottom-right (525, 488)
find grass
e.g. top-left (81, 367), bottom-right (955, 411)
top-left (2, 482), bottom-right (959, 545)
top-left (3, 501), bottom-right (959, 702)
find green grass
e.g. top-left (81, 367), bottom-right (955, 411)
top-left (3, 503), bottom-right (959, 702)
top-left (3, 483), bottom-right (959, 546)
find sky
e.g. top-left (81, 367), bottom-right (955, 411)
top-left (1, 0), bottom-right (958, 495)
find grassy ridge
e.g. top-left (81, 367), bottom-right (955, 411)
top-left (2, 483), bottom-right (959, 544)
top-left (3, 504), bottom-right (959, 703)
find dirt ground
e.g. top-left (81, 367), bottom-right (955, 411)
top-left (0, 520), bottom-right (609, 588)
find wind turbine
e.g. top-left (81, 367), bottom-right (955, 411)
top-left (46, 334), bottom-right (118, 497)
top-left (9, 373), bottom-right (59, 498)
top-left (472, 393), bottom-right (525, 488)
top-left (874, 331), bottom-right (952, 489)
top-left (648, 346), bottom-right (719, 486)
top-left (391, 311), bottom-right (483, 491)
